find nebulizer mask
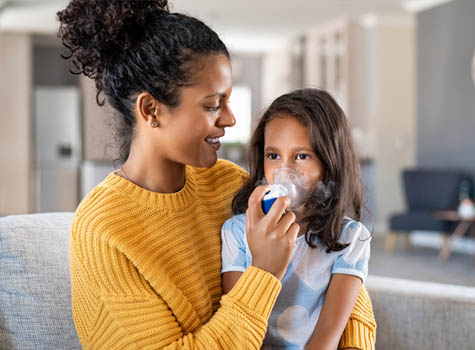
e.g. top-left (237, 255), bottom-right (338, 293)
top-left (261, 167), bottom-right (308, 214)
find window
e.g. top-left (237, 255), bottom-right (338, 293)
top-left (222, 85), bottom-right (252, 144)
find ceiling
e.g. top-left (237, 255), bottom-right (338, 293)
top-left (0, 0), bottom-right (454, 52)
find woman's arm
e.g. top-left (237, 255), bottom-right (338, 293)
top-left (305, 274), bottom-right (362, 350)
top-left (72, 242), bottom-right (282, 350)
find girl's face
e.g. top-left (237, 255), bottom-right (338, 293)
top-left (158, 54), bottom-right (235, 168)
top-left (263, 114), bottom-right (325, 193)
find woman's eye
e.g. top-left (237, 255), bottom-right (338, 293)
top-left (266, 153), bottom-right (280, 160)
top-left (204, 105), bottom-right (220, 112)
top-left (296, 154), bottom-right (310, 160)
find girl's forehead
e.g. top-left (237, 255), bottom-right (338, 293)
top-left (267, 113), bottom-right (310, 129)
top-left (264, 116), bottom-right (313, 146)
top-left (265, 114), bottom-right (308, 132)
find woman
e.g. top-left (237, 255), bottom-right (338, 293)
top-left (57, 1), bottom-right (375, 348)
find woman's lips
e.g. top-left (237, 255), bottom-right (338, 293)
top-left (205, 137), bottom-right (221, 151)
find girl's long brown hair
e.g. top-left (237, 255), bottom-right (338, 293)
top-left (232, 88), bottom-right (363, 252)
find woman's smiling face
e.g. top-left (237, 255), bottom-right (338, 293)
top-left (158, 54), bottom-right (235, 168)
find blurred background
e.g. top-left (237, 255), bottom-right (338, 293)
top-left (1, 0), bottom-right (475, 285)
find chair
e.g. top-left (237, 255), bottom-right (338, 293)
top-left (386, 168), bottom-right (473, 253)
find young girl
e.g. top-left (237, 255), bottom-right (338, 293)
top-left (221, 88), bottom-right (375, 350)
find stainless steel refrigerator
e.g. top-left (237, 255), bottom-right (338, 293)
top-left (34, 87), bottom-right (81, 212)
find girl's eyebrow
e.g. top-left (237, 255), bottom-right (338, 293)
top-left (295, 147), bottom-right (315, 153)
top-left (264, 146), bottom-right (314, 153)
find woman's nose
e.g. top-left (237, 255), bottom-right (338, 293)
top-left (217, 106), bottom-right (236, 128)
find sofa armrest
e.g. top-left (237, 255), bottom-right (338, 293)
top-left (367, 275), bottom-right (475, 350)
top-left (0, 212), bottom-right (81, 350)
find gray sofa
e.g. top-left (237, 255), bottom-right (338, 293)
top-left (1, 213), bottom-right (474, 350)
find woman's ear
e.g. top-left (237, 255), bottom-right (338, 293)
top-left (136, 92), bottom-right (161, 128)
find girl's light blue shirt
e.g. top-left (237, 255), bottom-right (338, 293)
top-left (221, 214), bottom-right (371, 349)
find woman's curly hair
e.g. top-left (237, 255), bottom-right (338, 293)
top-left (57, 0), bottom-right (229, 162)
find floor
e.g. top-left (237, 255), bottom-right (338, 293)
top-left (368, 234), bottom-right (475, 287)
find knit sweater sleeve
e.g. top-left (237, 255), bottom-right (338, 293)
top-left (167, 267), bottom-right (282, 349)
top-left (70, 238), bottom-right (281, 350)
top-left (338, 285), bottom-right (377, 350)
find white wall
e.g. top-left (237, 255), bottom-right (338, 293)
top-left (261, 44), bottom-right (294, 109)
top-left (372, 17), bottom-right (416, 232)
top-left (81, 76), bottom-right (119, 162)
top-left (0, 32), bottom-right (32, 215)
top-left (417, 0), bottom-right (475, 173)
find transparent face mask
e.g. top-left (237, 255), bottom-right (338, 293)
top-left (262, 167), bottom-right (310, 213)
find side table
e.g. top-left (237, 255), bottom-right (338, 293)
top-left (432, 210), bottom-right (475, 262)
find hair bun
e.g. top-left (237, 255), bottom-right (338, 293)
top-left (57, 0), bottom-right (169, 77)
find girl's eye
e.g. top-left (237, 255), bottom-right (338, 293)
top-left (296, 153), bottom-right (311, 160)
top-left (266, 153), bottom-right (280, 160)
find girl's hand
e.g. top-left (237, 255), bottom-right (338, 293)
top-left (246, 185), bottom-right (300, 280)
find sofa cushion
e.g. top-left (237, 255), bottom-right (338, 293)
top-left (0, 212), bottom-right (81, 350)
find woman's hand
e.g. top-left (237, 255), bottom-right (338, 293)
top-left (246, 185), bottom-right (300, 280)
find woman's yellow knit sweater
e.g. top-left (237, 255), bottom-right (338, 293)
top-left (70, 159), bottom-right (376, 349)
